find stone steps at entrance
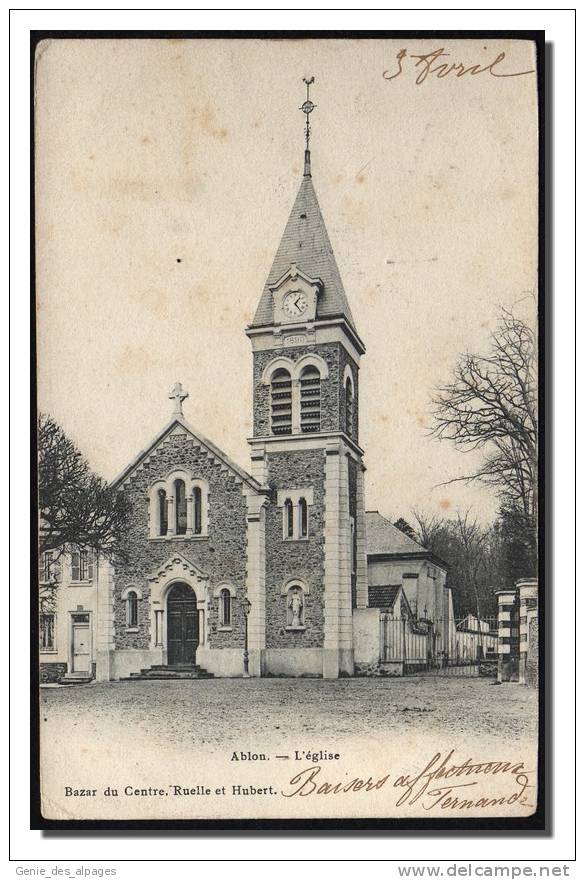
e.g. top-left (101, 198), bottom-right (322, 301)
top-left (59, 673), bottom-right (93, 685)
top-left (120, 664), bottom-right (214, 681)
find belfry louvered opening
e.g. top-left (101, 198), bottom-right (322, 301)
top-left (300, 365), bottom-right (321, 433)
top-left (271, 368), bottom-right (293, 435)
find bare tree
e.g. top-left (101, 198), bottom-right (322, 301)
top-left (432, 309), bottom-right (537, 520)
top-left (38, 414), bottom-right (130, 563)
top-left (411, 509), bottom-right (444, 552)
top-left (452, 510), bottom-right (490, 619)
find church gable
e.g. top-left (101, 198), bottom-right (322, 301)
top-left (113, 416), bottom-right (263, 494)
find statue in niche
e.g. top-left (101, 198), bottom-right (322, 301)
top-left (288, 588), bottom-right (304, 627)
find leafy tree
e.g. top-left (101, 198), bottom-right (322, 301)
top-left (38, 414), bottom-right (130, 566)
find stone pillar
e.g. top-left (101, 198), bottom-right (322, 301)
top-left (245, 492), bottom-right (268, 677)
top-left (96, 557), bottom-right (115, 681)
top-left (323, 442), bottom-right (354, 678)
top-left (496, 589), bottom-right (518, 682)
top-left (166, 495), bottom-right (176, 536)
top-left (291, 378), bottom-right (301, 434)
top-left (355, 462), bottom-right (368, 609)
top-left (517, 578), bottom-right (538, 685)
top-left (250, 446), bottom-right (268, 484)
top-left (185, 494), bottom-right (194, 536)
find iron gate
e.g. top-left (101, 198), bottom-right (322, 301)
top-left (380, 614), bottom-right (498, 677)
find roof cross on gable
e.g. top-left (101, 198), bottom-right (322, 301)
top-left (169, 382), bottom-right (189, 417)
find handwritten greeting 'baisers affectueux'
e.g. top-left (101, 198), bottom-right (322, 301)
top-left (283, 750), bottom-right (534, 812)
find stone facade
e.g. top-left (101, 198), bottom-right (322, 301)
top-left (113, 429), bottom-right (249, 661)
top-left (264, 449), bottom-right (326, 650)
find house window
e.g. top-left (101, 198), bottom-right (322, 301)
top-left (71, 549), bottom-right (94, 582)
top-left (219, 588), bottom-right (231, 628)
top-left (300, 365), bottom-right (321, 433)
top-left (126, 590), bottom-right (138, 628)
top-left (39, 550), bottom-right (60, 584)
top-left (299, 497), bottom-right (308, 538)
top-left (158, 488), bottom-right (168, 536)
top-left (345, 376), bottom-right (354, 436)
top-left (271, 368), bottom-right (293, 435)
top-left (193, 486), bottom-right (202, 535)
top-left (174, 479), bottom-right (187, 535)
top-left (286, 586), bottom-right (305, 629)
top-left (283, 498), bottom-right (294, 539)
top-left (39, 613), bottom-right (56, 651)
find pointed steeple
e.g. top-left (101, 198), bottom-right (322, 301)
top-left (251, 174), bottom-right (358, 332)
top-left (250, 78), bottom-right (359, 336)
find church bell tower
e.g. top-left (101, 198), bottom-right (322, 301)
top-left (245, 79), bottom-right (368, 679)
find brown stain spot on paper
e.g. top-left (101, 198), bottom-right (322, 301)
top-left (140, 136), bottom-right (151, 145)
top-left (439, 498), bottom-right (452, 511)
top-left (193, 103), bottom-right (229, 141)
top-left (356, 173), bottom-right (366, 184)
top-left (116, 343), bottom-right (156, 375)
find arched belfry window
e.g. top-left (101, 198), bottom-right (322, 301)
top-left (174, 479), bottom-right (187, 535)
top-left (300, 365), bottom-right (321, 433)
top-left (158, 488), bottom-right (168, 536)
top-left (271, 368), bottom-right (293, 435)
top-left (345, 376), bottom-right (354, 436)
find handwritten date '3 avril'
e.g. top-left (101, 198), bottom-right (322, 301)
top-left (383, 47), bottom-right (535, 85)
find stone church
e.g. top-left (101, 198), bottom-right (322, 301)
top-left (39, 110), bottom-right (453, 683)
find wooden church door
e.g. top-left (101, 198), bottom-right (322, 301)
top-left (167, 582), bottom-right (199, 665)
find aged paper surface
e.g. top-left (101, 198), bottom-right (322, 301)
top-left (35, 37), bottom-right (539, 823)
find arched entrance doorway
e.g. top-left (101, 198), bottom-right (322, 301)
top-left (167, 582), bottom-right (199, 665)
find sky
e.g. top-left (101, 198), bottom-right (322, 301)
top-left (35, 37), bottom-right (538, 525)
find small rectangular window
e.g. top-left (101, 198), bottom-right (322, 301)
top-left (77, 549), bottom-right (94, 581)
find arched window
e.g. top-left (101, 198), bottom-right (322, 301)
top-left (158, 488), bottom-right (168, 536)
top-left (193, 485), bottom-right (202, 535)
top-left (300, 365), bottom-right (321, 433)
top-left (219, 588), bottom-right (231, 628)
top-left (345, 375), bottom-right (354, 436)
top-left (299, 497), bottom-right (308, 538)
top-left (271, 368), bottom-right (293, 435)
top-left (126, 590), bottom-right (138, 628)
top-left (283, 498), bottom-right (294, 539)
top-left (174, 479), bottom-right (187, 535)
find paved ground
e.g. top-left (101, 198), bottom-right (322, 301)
top-left (41, 676), bottom-right (537, 750)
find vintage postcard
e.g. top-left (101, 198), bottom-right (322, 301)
top-left (33, 34), bottom-right (542, 828)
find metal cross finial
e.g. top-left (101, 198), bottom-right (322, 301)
top-left (169, 382), bottom-right (188, 417)
top-left (300, 76), bottom-right (316, 151)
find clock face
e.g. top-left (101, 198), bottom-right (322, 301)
top-left (283, 291), bottom-right (308, 318)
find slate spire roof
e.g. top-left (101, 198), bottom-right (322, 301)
top-left (250, 169), bottom-right (358, 334)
